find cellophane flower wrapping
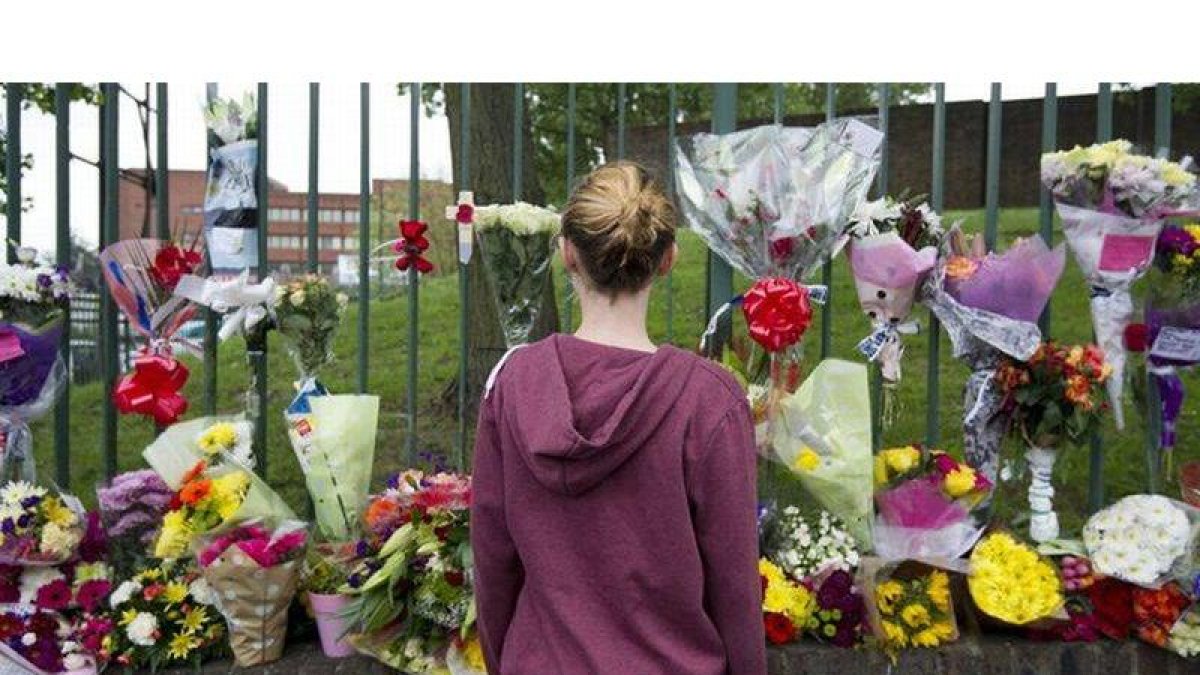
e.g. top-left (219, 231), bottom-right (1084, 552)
top-left (921, 231), bottom-right (1063, 485)
top-left (472, 202), bottom-right (560, 347)
top-left (0, 481), bottom-right (86, 566)
top-left (768, 359), bottom-right (873, 549)
top-left (967, 531), bottom-right (1065, 627)
top-left (858, 557), bottom-right (958, 655)
top-left (203, 93), bottom-right (260, 278)
top-left (1168, 603), bottom-right (1200, 657)
top-left (344, 470), bottom-right (474, 673)
top-left (293, 395), bottom-right (378, 542)
top-left (196, 520), bottom-right (307, 667)
top-left (760, 505), bottom-right (861, 582)
top-left (1082, 494), bottom-right (1199, 588)
top-left (0, 254), bottom-right (71, 486)
top-left (100, 238), bottom-right (206, 427)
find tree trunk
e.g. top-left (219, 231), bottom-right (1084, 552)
top-left (443, 84), bottom-right (560, 425)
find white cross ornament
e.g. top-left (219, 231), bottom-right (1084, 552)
top-left (445, 191), bottom-right (475, 265)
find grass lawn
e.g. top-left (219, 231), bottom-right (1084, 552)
top-left (32, 207), bottom-right (1199, 537)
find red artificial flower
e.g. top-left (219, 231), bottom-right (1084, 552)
top-left (741, 277), bottom-right (813, 353)
top-left (393, 219), bottom-right (434, 274)
top-left (764, 612), bottom-right (798, 645)
top-left (150, 244), bottom-right (202, 291)
top-left (1124, 323), bottom-right (1150, 353)
top-left (34, 579), bottom-right (72, 611)
top-left (455, 204), bottom-right (474, 224)
top-left (1086, 577), bottom-right (1135, 640)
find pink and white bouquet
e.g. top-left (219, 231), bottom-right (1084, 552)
top-left (845, 195), bottom-right (942, 426)
top-left (197, 520), bottom-right (307, 667)
top-left (1041, 140), bottom-right (1197, 428)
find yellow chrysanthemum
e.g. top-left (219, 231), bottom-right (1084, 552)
top-left (154, 511), bottom-right (193, 559)
top-left (137, 567), bottom-right (163, 582)
top-left (931, 620), bottom-right (956, 640)
top-left (210, 472), bottom-right (249, 521)
top-left (163, 581), bottom-right (189, 605)
top-left (119, 608), bottom-right (139, 626)
top-left (794, 447), bottom-right (821, 472)
top-left (40, 496), bottom-right (77, 528)
top-left (760, 559), bottom-right (815, 626)
top-left (882, 446), bottom-right (921, 475)
top-left (876, 580), bottom-right (904, 615)
top-left (901, 603), bottom-right (931, 629)
top-left (928, 571), bottom-right (951, 612)
top-left (944, 466), bottom-right (978, 499)
top-left (1162, 163), bottom-right (1196, 189)
top-left (1185, 224), bottom-right (1200, 242)
top-left (1174, 253), bottom-right (1195, 270)
top-left (197, 422), bottom-right (238, 456)
top-left (180, 606), bottom-right (209, 634)
top-left (880, 619), bottom-right (907, 647)
top-left (167, 633), bottom-right (198, 660)
top-left (911, 627), bottom-right (943, 647)
top-left (969, 532), bottom-right (1063, 625)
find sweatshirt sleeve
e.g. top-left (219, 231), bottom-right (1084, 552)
top-left (469, 396), bottom-right (524, 673)
top-left (687, 402), bottom-right (767, 675)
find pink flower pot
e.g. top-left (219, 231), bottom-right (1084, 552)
top-left (308, 592), bottom-right (356, 658)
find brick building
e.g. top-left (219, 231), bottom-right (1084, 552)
top-left (118, 171), bottom-right (453, 277)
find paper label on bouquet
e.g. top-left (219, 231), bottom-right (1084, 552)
top-left (1151, 327), bottom-right (1200, 362)
top-left (1097, 234), bottom-right (1155, 272)
top-left (287, 414), bottom-right (316, 472)
top-left (856, 327), bottom-right (892, 361)
top-left (211, 227), bottom-right (247, 255)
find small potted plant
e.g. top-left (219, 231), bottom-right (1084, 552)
top-left (301, 542), bottom-right (358, 658)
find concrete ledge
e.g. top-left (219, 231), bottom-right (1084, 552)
top-left (159, 637), bottom-right (1193, 674)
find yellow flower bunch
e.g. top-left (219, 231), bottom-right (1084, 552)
top-left (153, 467), bottom-right (250, 559)
top-left (793, 447), bottom-right (821, 472)
top-left (968, 531), bottom-right (1064, 625)
top-left (874, 445), bottom-right (921, 486)
top-left (875, 570), bottom-right (956, 652)
top-left (759, 558), bottom-right (816, 627)
top-left (197, 422), bottom-right (238, 456)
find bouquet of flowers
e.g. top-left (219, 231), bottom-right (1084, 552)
top-left (967, 531), bottom-right (1064, 626)
top-left (97, 470), bottom-right (174, 574)
top-left (0, 609), bottom-right (96, 674)
top-left (844, 195), bottom-right (942, 426)
top-left (758, 558), bottom-right (815, 645)
top-left (275, 274), bottom-right (346, 383)
top-left (291, 394), bottom-right (379, 542)
top-left (299, 541), bottom-right (359, 658)
top-left (197, 520), bottom-right (307, 667)
top-left (0, 247), bottom-right (72, 484)
top-left (1041, 140), bottom-right (1197, 428)
top-left (343, 470), bottom-right (479, 673)
top-left (1132, 582), bottom-right (1191, 648)
top-left (921, 228), bottom-right (1065, 486)
top-left (768, 359), bottom-right (874, 548)
top-left (100, 237), bottom-right (205, 427)
top-left (872, 446), bottom-right (990, 562)
top-left (995, 341), bottom-right (1111, 542)
top-left (1082, 494), bottom-right (1196, 587)
top-left (1123, 221), bottom-right (1200, 474)
top-left (760, 506), bottom-right (860, 582)
top-left (864, 561), bottom-right (957, 655)
top-left (472, 202), bottom-right (560, 347)
top-left (0, 481), bottom-right (84, 565)
top-left (103, 561), bottom-right (227, 671)
top-left (807, 569), bottom-right (867, 648)
top-left (677, 121), bottom-right (881, 440)
top-left (203, 92), bottom-right (260, 277)
top-left (1168, 603), bottom-right (1200, 657)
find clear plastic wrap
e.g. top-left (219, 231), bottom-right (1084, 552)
top-left (472, 203), bottom-right (560, 347)
top-left (1082, 494), bottom-right (1200, 589)
top-left (203, 93), bottom-right (260, 277)
top-left (293, 395), bottom-right (379, 542)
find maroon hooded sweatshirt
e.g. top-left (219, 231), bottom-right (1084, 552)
top-left (471, 334), bottom-right (766, 675)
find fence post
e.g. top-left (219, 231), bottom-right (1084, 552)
top-left (456, 82), bottom-right (471, 469)
top-left (1038, 84), bottom-right (1058, 334)
top-left (1145, 83), bottom-right (1173, 493)
top-left (358, 83), bottom-right (370, 396)
top-left (253, 83), bottom-right (269, 474)
top-left (1089, 82), bottom-right (1113, 513)
top-left (54, 84), bottom-right (71, 488)
top-left (202, 83), bottom-right (218, 417)
top-left (925, 83), bottom-right (946, 448)
top-left (984, 84), bottom-right (1002, 252)
top-left (155, 84), bottom-right (169, 240)
top-left (307, 83), bottom-right (320, 273)
top-left (706, 84), bottom-right (737, 347)
top-left (665, 83), bottom-right (677, 344)
top-left (616, 83), bottom-right (627, 161)
top-left (563, 84), bottom-right (576, 332)
top-left (5, 84), bottom-right (22, 263)
top-left (406, 84), bottom-right (421, 464)
top-left (820, 84), bottom-right (836, 360)
top-left (100, 82), bottom-right (120, 479)
top-left (871, 83), bottom-right (890, 453)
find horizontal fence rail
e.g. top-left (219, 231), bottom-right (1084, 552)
top-left (0, 81), bottom-right (1182, 517)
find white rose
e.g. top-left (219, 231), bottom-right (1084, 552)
top-left (110, 580), bottom-right (142, 608)
top-left (126, 612), bottom-right (159, 647)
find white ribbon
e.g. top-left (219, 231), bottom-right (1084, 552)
top-left (855, 320), bottom-right (919, 362)
top-left (174, 270), bottom-right (276, 342)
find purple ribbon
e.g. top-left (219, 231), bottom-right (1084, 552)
top-left (1152, 367), bottom-right (1184, 450)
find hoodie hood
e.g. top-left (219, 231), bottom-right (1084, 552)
top-left (496, 334), bottom-right (697, 496)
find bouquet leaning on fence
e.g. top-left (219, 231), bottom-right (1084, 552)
top-left (0, 247), bottom-right (72, 485)
top-left (921, 226), bottom-right (1065, 487)
top-left (1041, 140), bottom-right (1197, 429)
top-left (203, 92), bottom-right (260, 277)
top-left (844, 194), bottom-right (942, 427)
top-left (472, 202), bottom-right (560, 348)
top-left (100, 237), bottom-right (206, 428)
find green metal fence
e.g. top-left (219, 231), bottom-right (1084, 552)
top-left (3, 81), bottom-right (1183, 512)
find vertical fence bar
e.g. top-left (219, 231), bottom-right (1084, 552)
top-left (358, 83), bottom-right (370, 394)
top-left (1038, 84), bottom-right (1057, 334)
top-left (5, 84), bottom-right (22, 263)
top-left (1088, 83), bottom-right (1114, 513)
top-left (406, 84), bottom-right (421, 464)
top-left (307, 83), bottom-right (320, 272)
top-left (1145, 83), bottom-right (1173, 493)
top-left (253, 84), bottom-right (269, 474)
top-left (665, 83), bottom-right (677, 344)
top-left (1096, 83), bottom-right (1113, 144)
top-left (925, 83), bottom-right (946, 448)
top-left (707, 84), bottom-right (737, 341)
top-left (870, 82), bottom-right (890, 453)
top-left (155, 84), bottom-right (169, 240)
top-left (456, 83), bottom-right (471, 468)
top-left (513, 83), bottom-right (524, 199)
top-left (820, 84), bottom-right (835, 359)
top-left (202, 84), bottom-right (218, 417)
top-left (773, 84), bottom-right (784, 124)
top-left (53, 85), bottom-right (71, 488)
top-left (100, 83), bottom-right (120, 478)
top-left (616, 83), bottom-right (627, 161)
top-left (984, 83), bottom-right (1002, 252)
top-left (563, 83), bottom-right (576, 332)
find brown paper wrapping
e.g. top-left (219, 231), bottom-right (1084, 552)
top-left (202, 552), bottom-right (300, 667)
top-left (856, 556), bottom-right (961, 647)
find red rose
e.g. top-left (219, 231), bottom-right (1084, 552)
top-left (1124, 323), bottom-right (1150, 353)
top-left (150, 244), bottom-right (201, 291)
top-left (764, 612), bottom-right (798, 645)
top-left (1087, 577), bottom-right (1134, 640)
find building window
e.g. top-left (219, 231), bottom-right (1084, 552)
top-left (343, 209), bottom-right (359, 223)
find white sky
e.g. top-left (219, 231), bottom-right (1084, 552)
top-left (6, 81), bottom-right (1106, 255)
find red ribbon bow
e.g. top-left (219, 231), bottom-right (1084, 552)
top-left (149, 244), bottom-right (202, 292)
top-left (113, 353), bottom-right (190, 426)
top-left (742, 277), bottom-right (813, 353)
top-left (393, 220), bottom-right (434, 274)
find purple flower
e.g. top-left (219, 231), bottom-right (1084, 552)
top-left (78, 511), bottom-right (107, 562)
top-left (1158, 226), bottom-right (1198, 257)
top-left (355, 539), bottom-right (371, 558)
top-left (35, 274), bottom-right (52, 289)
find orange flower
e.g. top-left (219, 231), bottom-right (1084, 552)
top-left (181, 460), bottom-right (207, 485)
top-left (1065, 374), bottom-right (1092, 408)
top-left (179, 479), bottom-right (213, 506)
top-left (944, 255), bottom-right (979, 280)
top-left (365, 496), bottom-right (401, 527)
